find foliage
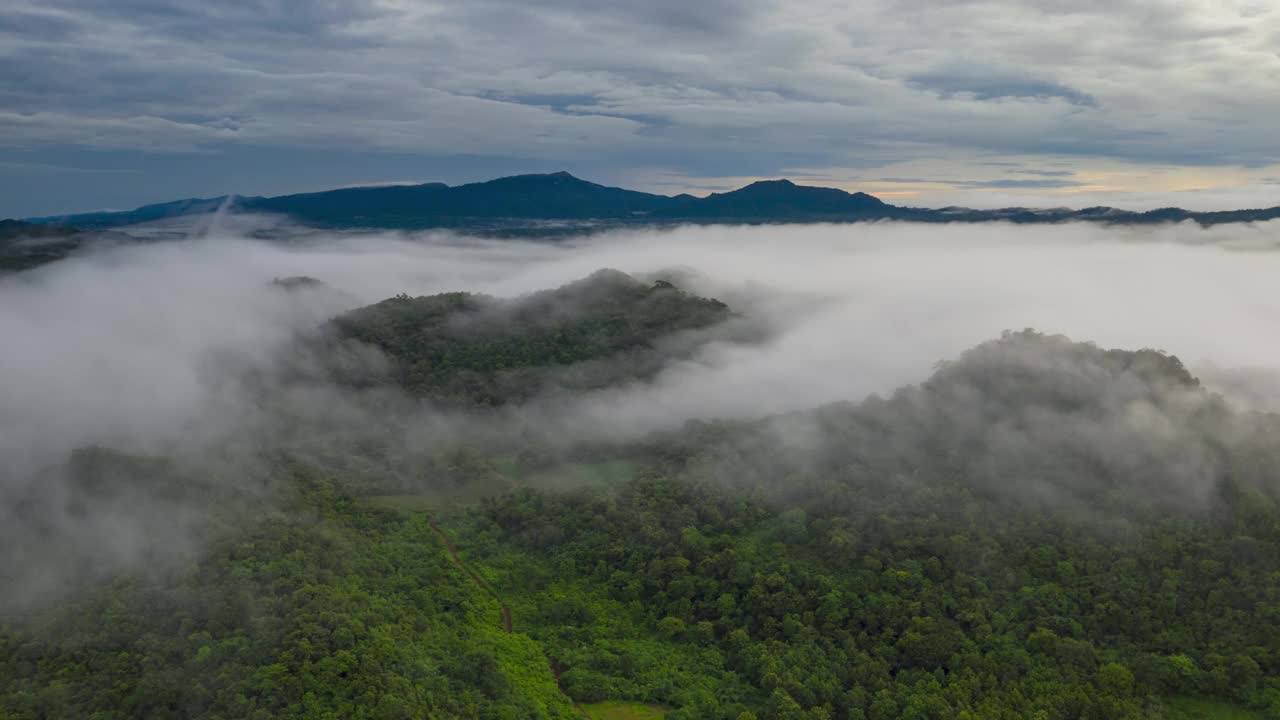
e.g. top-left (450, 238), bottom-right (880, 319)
top-left (582, 701), bottom-right (671, 719)
top-left (0, 219), bottom-right (93, 273)
top-left (4, 299), bottom-right (1280, 719)
top-left (1164, 696), bottom-right (1266, 719)
top-left (461, 466), bottom-right (1280, 719)
top-left (1, 481), bottom-right (575, 719)
top-left (324, 269), bottom-right (732, 405)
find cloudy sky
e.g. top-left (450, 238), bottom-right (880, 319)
top-left (2, 0), bottom-right (1280, 216)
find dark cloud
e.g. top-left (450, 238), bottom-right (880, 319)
top-left (909, 72), bottom-right (1099, 107)
top-left (52, 0), bottom-right (383, 41)
top-left (0, 9), bottom-right (82, 39)
top-left (453, 0), bottom-right (764, 38)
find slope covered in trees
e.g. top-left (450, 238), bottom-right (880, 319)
top-left (319, 269), bottom-right (735, 406)
top-left (3, 285), bottom-right (1279, 720)
top-left (0, 220), bottom-right (134, 273)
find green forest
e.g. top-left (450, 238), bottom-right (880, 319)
top-left (2, 272), bottom-right (1278, 720)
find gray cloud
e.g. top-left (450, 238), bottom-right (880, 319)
top-left (908, 72), bottom-right (1099, 106)
top-left (2, 0), bottom-right (1280, 213)
top-left (452, 0), bottom-right (766, 39)
top-left (879, 176), bottom-right (1087, 189)
top-left (1017, 169), bottom-right (1076, 177)
top-left (962, 179), bottom-right (1086, 189)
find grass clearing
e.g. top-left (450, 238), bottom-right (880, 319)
top-left (1164, 696), bottom-right (1263, 720)
top-left (525, 460), bottom-right (638, 492)
top-left (582, 701), bottom-right (669, 720)
top-left (360, 494), bottom-right (439, 513)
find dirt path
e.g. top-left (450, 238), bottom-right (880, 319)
top-left (549, 660), bottom-right (594, 719)
top-left (427, 516), bottom-right (592, 718)
top-left (428, 516), bottom-right (512, 633)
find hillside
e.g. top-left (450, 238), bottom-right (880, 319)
top-left (318, 269), bottom-right (734, 406)
top-left (0, 219), bottom-right (134, 273)
top-left (24, 197), bottom-right (240, 231)
top-left (666, 179), bottom-right (890, 219)
top-left (5, 300), bottom-right (1280, 719)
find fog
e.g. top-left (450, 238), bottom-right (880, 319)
top-left (4, 216), bottom-right (1280, 608)
top-left (8, 216), bottom-right (1280, 467)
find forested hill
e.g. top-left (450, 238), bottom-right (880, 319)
top-left (671, 330), bottom-right (1279, 520)
top-left (23, 171), bottom-right (1280, 231)
top-left (317, 269), bottom-right (735, 406)
top-left (0, 219), bottom-right (133, 273)
top-left (5, 319), bottom-right (1280, 717)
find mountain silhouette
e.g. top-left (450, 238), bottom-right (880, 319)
top-left (22, 171), bottom-right (1280, 230)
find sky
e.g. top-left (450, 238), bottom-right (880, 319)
top-left (2, 0), bottom-right (1280, 216)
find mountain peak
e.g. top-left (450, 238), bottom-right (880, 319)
top-left (680, 177), bottom-right (886, 218)
top-left (733, 179), bottom-right (796, 193)
top-left (476, 171), bottom-right (593, 188)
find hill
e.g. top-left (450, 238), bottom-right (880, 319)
top-left (316, 269), bottom-right (734, 406)
top-left (7, 327), bottom-right (1280, 719)
top-left (0, 219), bottom-right (134, 273)
top-left (663, 178), bottom-right (890, 219)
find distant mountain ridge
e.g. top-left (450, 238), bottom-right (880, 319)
top-left (21, 171), bottom-right (1280, 230)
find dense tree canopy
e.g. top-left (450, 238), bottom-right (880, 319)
top-left (3, 279), bottom-right (1278, 720)
top-left (323, 269), bottom-right (733, 406)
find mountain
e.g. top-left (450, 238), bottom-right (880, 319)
top-left (656, 178), bottom-right (891, 219)
top-left (245, 171), bottom-right (674, 226)
top-left (20, 171), bottom-right (1280, 230)
top-left (26, 196), bottom-right (244, 230)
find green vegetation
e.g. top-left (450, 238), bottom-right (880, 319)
top-left (359, 494), bottom-right (441, 514)
top-left (0, 219), bottom-right (93, 273)
top-left (1, 474), bottom-right (576, 719)
top-left (3, 277), bottom-right (1280, 719)
top-left (1164, 696), bottom-right (1265, 720)
top-left (324, 269), bottom-right (732, 406)
top-left (524, 460), bottom-right (639, 493)
top-left (583, 701), bottom-right (670, 719)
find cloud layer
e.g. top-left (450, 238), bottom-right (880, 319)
top-left (7, 217), bottom-right (1280, 468)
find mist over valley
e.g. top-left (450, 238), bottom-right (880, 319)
top-left (4, 215), bottom-right (1280, 718)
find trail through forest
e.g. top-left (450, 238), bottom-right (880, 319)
top-left (427, 516), bottom-right (512, 633)
top-left (428, 515), bottom-right (593, 718)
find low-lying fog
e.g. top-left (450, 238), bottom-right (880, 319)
top-left (5, 217), bottom-right (1280, 473)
